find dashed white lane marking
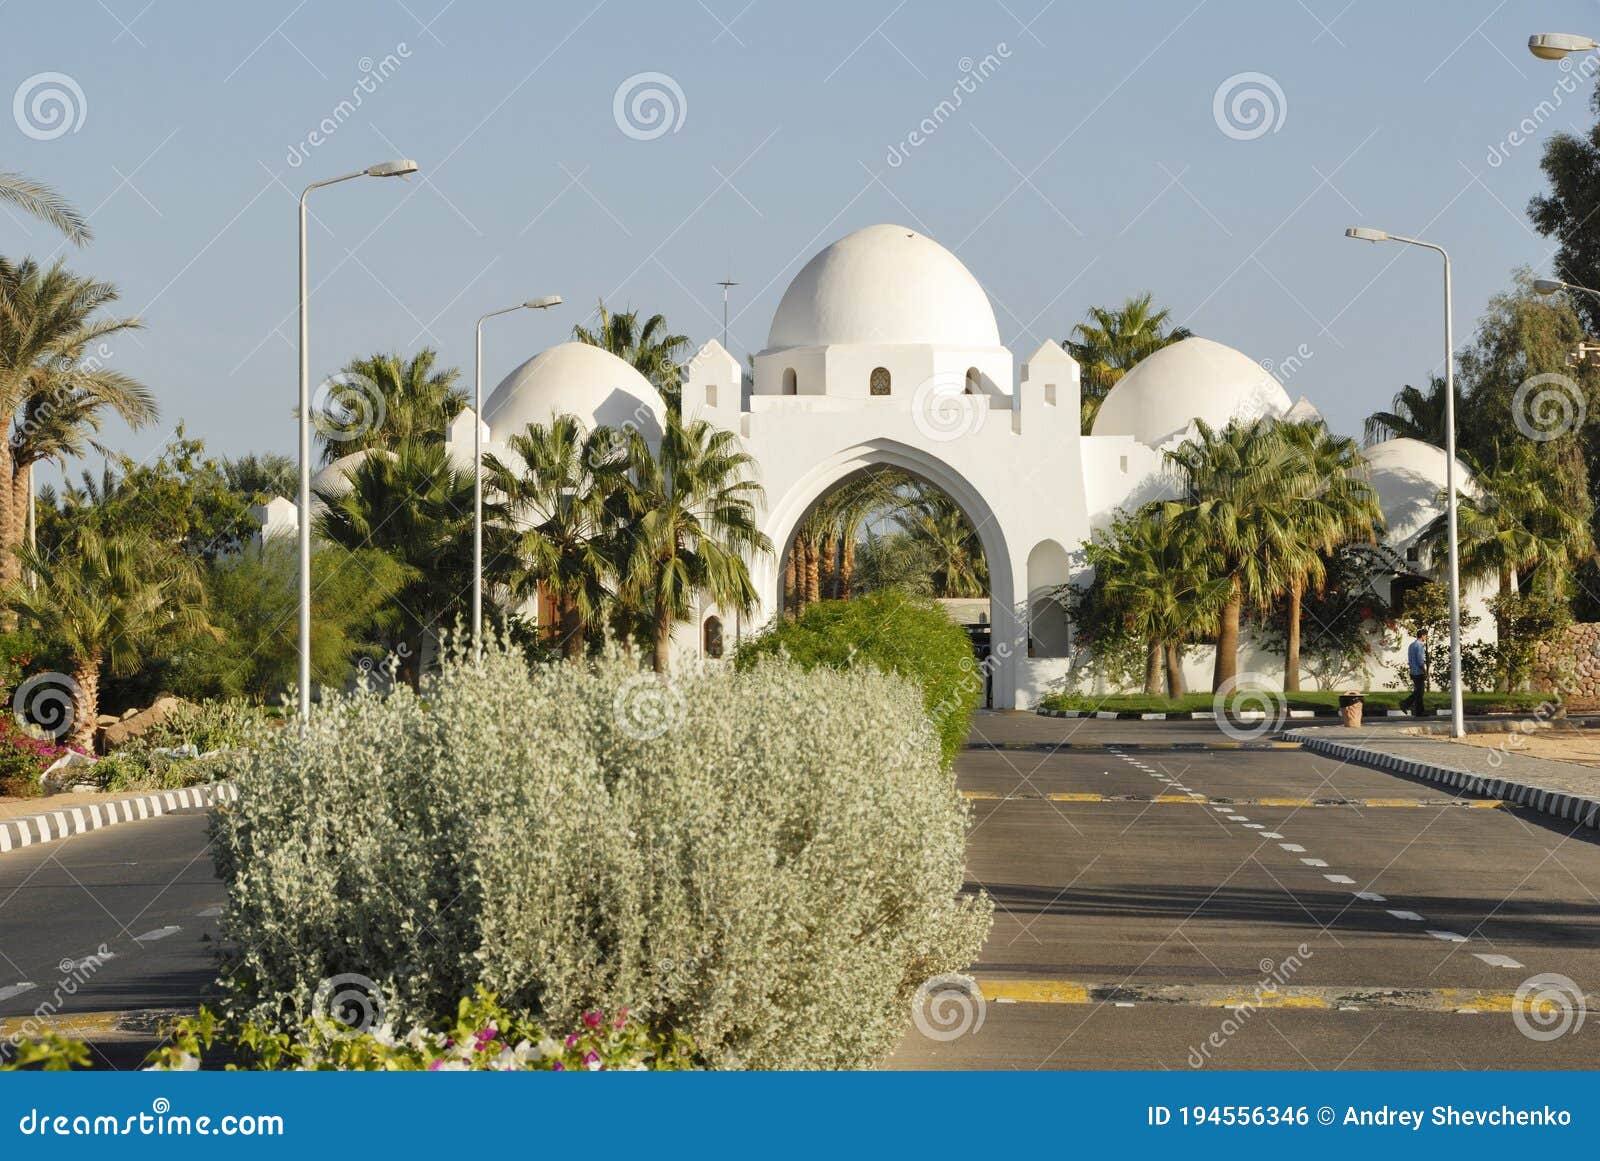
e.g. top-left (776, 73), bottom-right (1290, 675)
top-left (1212, 806), bottom-right (1233, 813)
top-left (1472, 953), bottom-right (1524, 968)
top-left (1114, 1001), bottom-right (1136, 1008)
top-left (132, 925), bottom-right (181, 943)
top-left (1243, 823), bottom-right (1265, 829)
top-left (1354, 891), bottom-right (1387, 903)
top-left (1324, 874), bottom-right (1356, 885)
top-left (196, 905), bottom-right (223, 918)
top-left (1300, 858), bottom-right (1329, 867)
top-left (1387, 910), bottom-right (1424, 921)
top-left (1426, 930), bottom-right (1468, 943)
top-left (1226, 815), bottom-right (1249, 822)
top-left (1260, 832), bottom-right (1285, 839)
top-left (1280, 843), bottom-right (1306, 852)
top-left (0, 982), bottom-right (36, 1001)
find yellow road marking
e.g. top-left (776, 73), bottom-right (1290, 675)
top-left (1208, 992), bottom-right (1329, 1010)
top-left (1258, 797), bottom-right (1316, 807)
top-left (1046, 793), bottom-right (1106, 802)
top-left (981, 980), bottom-right (1090, 1005)
top-left (1361, 798), bottom-right (1422, 808)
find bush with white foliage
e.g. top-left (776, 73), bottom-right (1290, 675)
top-left (209, 641), bottom-right (990, 1069)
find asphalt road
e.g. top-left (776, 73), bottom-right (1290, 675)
top-left (891, 711), bottom-right (1600, 1069)
top-left (3, 710), bottom-right (1597, 1071)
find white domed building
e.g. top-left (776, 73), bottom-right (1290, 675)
top-left (266, 223), bottom-right (1495, 704)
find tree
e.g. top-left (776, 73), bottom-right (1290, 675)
top-left (1065, 294), bottom-right (1191, 433)
top-left (892, 485), bottom-right (988, 598)
top-left (318, 349), bottom-right (465, 463)
top-left (572, 301), bottom-right (689, 407)
top-left (222, 452), bottom-right (296, 501)
top-left (6, 528), bottom-right (214, 750)
top-left (0, 258), bottom-right (152, 592)
top-left (1530, 89), bottom-right (1600, 337)
top-left (1165, 419), bottom-right (1299, 691)
top-left (1272, 421), bottom-right (1384, 690)
top-left (1420, 440), bottom-right (1595, 690)
top-left (0, 171), bottom-right (89, 244)
top-left (484, 416), bottom-right (628, 659)
top-left (1362, 376), bottom-right (1451, 447)
top-left (619, 416), bottom-right (770, 672)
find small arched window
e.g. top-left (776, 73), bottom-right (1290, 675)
top-left (702, 615), bottom-right (724, 659)
top-left (965, 366), bottom-right (981, 394)
top-left (781, 368), bottom-right (797, 395)
top-left (869, 367), bottom-right (891, 396)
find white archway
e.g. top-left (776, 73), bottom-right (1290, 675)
top-left (1026, 539), bottom-right (1072, 658)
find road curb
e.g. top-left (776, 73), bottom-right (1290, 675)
top-left (1289, 732), bottom-right (1600, 830)
top-left (0, 782), bottom-right (237, 854)
top-left (1035, 707), bottom-right (1543, 722)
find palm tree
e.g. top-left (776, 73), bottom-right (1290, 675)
top-left (0, 171), bottom-right (90, 244)
top-left (573, 301), bottom-right (689, 407)
top-left (484, 416), bottom-right (628, 659)
top-left (1065, 294), bottom-right (1191, 433)
top-left (1362, 376), bottom-right (1451, 447)
top-left (318, 349), bottom-right (465, 463)
top-left (619, 416), bottom-right (771, 672)
top-left (6, 528), bottom-right (213, 750)
top-left (315, 441), bottom-right (516, 684)
top-left (1165, 419), bottom-right (1299, 691)
top-left (1420, 441), bottom-right (1595, 688)
top-left (222, 452), bottom-right (297, 501)
top-left (892, 482), bottom-right (988, 598)
top-left (1273, 421), bottom-right (1384, 690)
top-left (0, 258), bottom-right (152, 595)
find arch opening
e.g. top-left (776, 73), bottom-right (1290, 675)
top-left (965, 366), bottom-right (981, 395)
top-left (781, 367), bottom-right (797, 395)
top-left (1026, 539), bottom-right (1073, 659)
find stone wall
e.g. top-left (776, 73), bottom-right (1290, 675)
top-left (1533, 622), bottom-right (1600, 702)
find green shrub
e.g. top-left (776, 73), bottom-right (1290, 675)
top-left (733, 590), bottom-right (979, 767)
top-left (209, 642), bottom-right (989, 1070)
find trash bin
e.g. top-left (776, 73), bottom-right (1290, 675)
top-left (1338, 692), bottom-right (1364, 728)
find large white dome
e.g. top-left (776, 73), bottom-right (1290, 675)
top-left (484, 341), bottom-right (665, 442)
top-left (1091, 336), bottom-right (1293, 447)
top-left (1363, 437), bottom-right (1476, 547)
top-left (765, 224), bottom-right (1001, 349)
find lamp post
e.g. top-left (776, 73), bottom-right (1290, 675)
top-left (1528, 32), bottom-right (1599, 60)
top-left (1532, 276), bottom-right (1600, 300)
top-left (298, 159), bottom-right (417, 723)
top-left (474, 296), bottom-right (563, 662)
top-left (1344, 226), bottom-right (1465, 738)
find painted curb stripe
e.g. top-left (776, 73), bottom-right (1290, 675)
top-left (0, 782), bottom-right (234, 858)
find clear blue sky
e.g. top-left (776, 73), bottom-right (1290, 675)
top-left (5, 0), bottom-right (1598, 486)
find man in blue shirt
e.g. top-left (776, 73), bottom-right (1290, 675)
top-left (1402, 628), bottom-right (1430, 717)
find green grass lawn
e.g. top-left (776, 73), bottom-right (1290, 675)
top-left (1037, 689), bottom-right (1558, 715)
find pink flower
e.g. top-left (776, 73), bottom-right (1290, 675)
top-left (582, 1011), bottom-right (602, 1030)
top-left (584, 1051), bottom-right (602, 1071)
top-left (565, 1032), bottom-right (579, 1048)
top-left (551, 1061), bottom-right (565, 1071)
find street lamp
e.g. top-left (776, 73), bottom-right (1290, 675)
top-left (1528, 32), bottom-right (1599, 60)
top-left (1532, 276), bottom-right (1600, 299)
top-left (1343, 226), bottom-right (1466, 737)
top-left (474, 295), bottom-right (563, 661)
top-left (298, 159), bottom-right (417, 723)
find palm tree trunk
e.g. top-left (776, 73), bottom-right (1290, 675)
top-left (1165, 642), bottom-right (1185, 697)
top-left (651, 601), bottom-right (673, 674)
top-left (821, 535), bottom-right (837, 599)
top-left (1285, 579), bottom-right (1303, 693)
top-left (784, 546), bottom-right (797, 614)
top-left (803, 536), bottom-right (820, 605)
top-left (1213, 578), bottom-right (1242, 692)
top-left (840, 535), bottom-right (856, 598)
top-left (70, 651), bottom-right (101, 753)
top-left (0, 444), bottom-right (15, 630)
top-left (560, 599), bottom-right (584, 662)
top-left (1144, 641), bottom-right (1162, 695)
top-left (1496, 567), bottom-right (1512, 693)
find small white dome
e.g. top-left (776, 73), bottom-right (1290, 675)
top-left (311, 448), bottom-right (394, 501)
top-left (1091, 336), bottom-right (1293, 447)
top-left (1363, 437), bottom-right (1476, 547)
top-left (484, 341), bottom-right (665, 442)
top-left (765, 224), bottom-right (1001, 349)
